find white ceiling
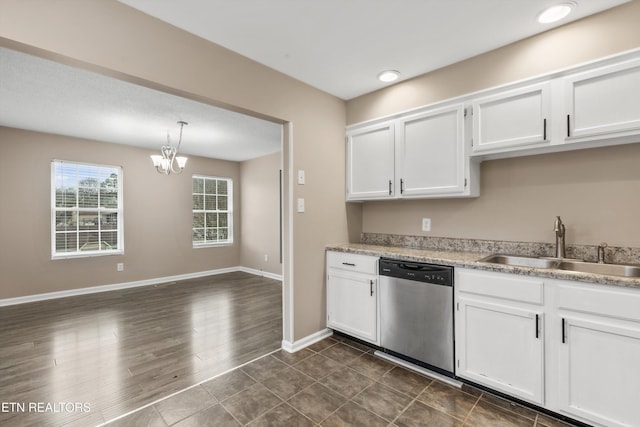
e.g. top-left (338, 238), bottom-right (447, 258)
top-left (0, 0), bottom-right (629, 161)
top-left (119, 0), bottom-right (629, 100)
top-left (0, 47), bottom-right (282, 162)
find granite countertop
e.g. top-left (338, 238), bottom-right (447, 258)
top-left (327, 242), bottom-right (640, 289)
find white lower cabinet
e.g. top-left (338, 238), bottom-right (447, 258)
top-left (555, 315), bottom-right (640, 426)
top-left (456, 268), bottom-right (640, 427)
top-left (549, 281), bottom-right (640, 427)
top-left (326, 251), bottom-right (379, 345)
top-left (455, 269), bottom-right (545, 405)
top-left (457, 298), bottom-right (544, 405)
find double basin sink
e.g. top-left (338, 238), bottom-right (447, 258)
top-left (480, 254), bottom-right (640, 278)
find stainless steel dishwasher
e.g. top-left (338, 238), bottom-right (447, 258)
top-left (379, 258), bottom-right (454, 375)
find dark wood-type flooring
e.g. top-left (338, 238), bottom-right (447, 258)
top-left (0, 272), bottom-right (282, 426)
top-left (107, 335), bottom-right (576, 427)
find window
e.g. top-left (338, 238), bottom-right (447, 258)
top-left (51, 160), bottom-right (123, 258)
top-left (192, 175), bottom-right (233, 246)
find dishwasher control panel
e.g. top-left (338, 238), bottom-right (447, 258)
top-left (379, 258), bottom-right (453, 286)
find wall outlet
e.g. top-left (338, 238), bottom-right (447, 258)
top-left (264, 254), bottom-right (269, 262)
top-left (297, 169), bottom-right (305, 185)
top-left (422, 218), bottom-right (431, 232)
top-left (297, 198), bottom-right (305, 213)
top-left (117, 263), bottom-right (124, 272)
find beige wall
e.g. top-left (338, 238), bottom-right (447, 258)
top-left (0, 0), bottom-right (349, 341)
top-left (240, 152), bottom-right (282, 276)
top-left (348, 1), bottom-right (640, 249)
top-left (0, 127), bottom-right (242, 299)
top-left (347, 2), bottom-right (640, 124)
top-left (363, 144), bottom-right (640, 247)
top-left (3, 0), bottom-right (639, 342)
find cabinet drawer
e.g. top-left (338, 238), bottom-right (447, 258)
top-left (327, 251), bottom-right (378, 274)
top-left (457, 269), bottom-right (544, 305)
top-left (556, 282), bottom-right (640, 323)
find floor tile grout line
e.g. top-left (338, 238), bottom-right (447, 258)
top-left (461, 393), bottom-right (484, 426)
top-left (316, 398), bottom-right (352, 426)
top-left (272, 401), bottom-right (317, 427)
top-left (220, 403), bottom-right (244, 427)
top-left (390, 394), bottom-right (420, 425)
top-left (387, 380), bottom-right (432, 426)
top-left (153, 404), bottom-right (173, 427)
top-left (96, 346), bottom-right (282, 426)
top-left (414, 380), bottom-right (484, 424)
top-left (240, 381), bottom-right (285, 424)
top-left (480, 392), bottom-right (539, 423)
top-left (159, 390), bottom-right (221, 426)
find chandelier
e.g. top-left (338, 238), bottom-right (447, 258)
top-left (150, 120), bottom-right (188, 175)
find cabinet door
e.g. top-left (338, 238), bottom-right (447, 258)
top-left (398, 104), bottom-right (466, 196)
top-left (471, 82), bottom-right (550, 153)
top-left (556, 315), bottom-right (640, 426)
top-left (565, 57), bottom-right (640, 140)
top-left (327, 270), bottom-right (378, 344)
top-left (457, 298), bottom-right (544, 405)
top-left (346, 122), bottom-right (395, 200)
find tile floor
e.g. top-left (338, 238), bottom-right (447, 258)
top-left (106, 335), bottom-right (576, 426)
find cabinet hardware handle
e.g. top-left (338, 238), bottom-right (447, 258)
top-left (535, 314), bottom-right (539, 339)
top-left (342, 262), bottom-right (356, 267)
top-left (370, 280), bottom-right (374, 296)
top-left (388, 179), bottom-right (392, 195)
top-left (561, 318), bottom-right (566, 343)
top-left (400, 179), bottom-right (404, 194)
top-left (543, 119), bottom-right (547, 141)
top-left (566, 115), bottom-right (571, 137)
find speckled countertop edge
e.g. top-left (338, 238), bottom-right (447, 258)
top-left (326, 243), bottom-right (640, 289)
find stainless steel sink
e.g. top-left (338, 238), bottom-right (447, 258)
top-left (556, 260), bottom-right (640, 278)
top-left (479, 254), bottom-right (640, 278)
top-left (479, 254), bottom-right (560, 269)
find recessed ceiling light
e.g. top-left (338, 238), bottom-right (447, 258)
top-left (378, 70), bottom-right (400, 83)
top-left (538, 2), bottom-right (575, 24)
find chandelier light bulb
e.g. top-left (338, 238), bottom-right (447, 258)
top-left (150, 121), bottom-right (189, 175)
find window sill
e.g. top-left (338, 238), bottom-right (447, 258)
top-left (52, 250), bottom-right (124, 260)
top-left (193, 242), bottom-right (234, 249)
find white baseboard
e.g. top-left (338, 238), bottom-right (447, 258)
top-left (281, 328), bottom-right (333, 353)
top-left (236, 266), bottom-right (283, 281)
top-left (0, 266), bottom-right (279, 307)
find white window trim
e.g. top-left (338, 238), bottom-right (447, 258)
top-left (51, 160), bottom-right (124, 259)
top-left (192, 174), bottom-right (234, 248)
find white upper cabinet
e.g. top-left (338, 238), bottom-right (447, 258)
top-left (398, 104), bottom-right (467, 197)
top-left (346, 121), bottom-right (395, 200)
top-left (471, 82), bottom-right (551, 153)
top-left (564, 56), bottom-right (640, 142)
top-left (347, 50), bottom-right (640, 195)
top-left (346, 103), bottom-right (477, 201)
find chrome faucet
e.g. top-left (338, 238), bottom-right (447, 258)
top-left (553, 216), bottom-right (566, 259)
top-left (597, 242), bottom-right (608, 263)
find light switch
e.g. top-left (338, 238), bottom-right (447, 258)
top-left (297, 170), bottom-right (305, 185)
top-left (297, 198), bottom-right (305, 213)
